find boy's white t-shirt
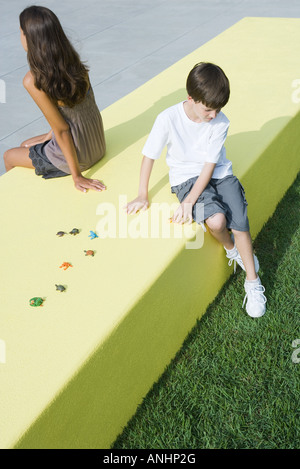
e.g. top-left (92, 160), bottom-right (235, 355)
top-left (142, 101), bottom-right (233, 187)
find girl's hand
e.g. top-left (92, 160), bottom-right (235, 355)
top-left (124, 195), bottom-right (149, 214)
top-left (172, 201), bottom-right (193, 224)
top-left (73, 175), bottom-right (106, 193)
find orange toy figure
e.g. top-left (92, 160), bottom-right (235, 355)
top-left (59, 262), bottom-right (73, 271)
top-left (84, 250), bottom-right (95, 257)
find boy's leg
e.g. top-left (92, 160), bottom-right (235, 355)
top-left (172, 178), bottom-right (256, 277)
top-left (211, 176), bottom-right (257, 270)
top-left (231, 229), bottom-right (257, 280)
top-left (213, 176), bottom-right (266, 316)
top-left (204, 212), bottom-right (266, 317)
top-left (173, 177), bottom-right (266, 316)
top-left (205, 213), bottom-right (234, 249)
top-left (3, 147), bottom-right (34, 171)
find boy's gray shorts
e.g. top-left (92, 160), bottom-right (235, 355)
top-left (171, 175), bottom-right (250, 231)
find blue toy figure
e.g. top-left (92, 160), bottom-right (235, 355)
top-left (89, 231), bottom-right (98, 240)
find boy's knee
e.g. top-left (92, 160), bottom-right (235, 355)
top-left (206, 213), bottom-right (226, 232)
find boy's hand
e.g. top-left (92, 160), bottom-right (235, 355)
top-left (125, 195), bottom-right (149, 214)
top-left (172, 200), bottom-right (193, 224)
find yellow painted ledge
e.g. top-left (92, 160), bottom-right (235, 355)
top-left (1, 17), bottom-right (300, 449)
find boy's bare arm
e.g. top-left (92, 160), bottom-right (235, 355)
top-left (172, 162), bottom-right (216, 224)
top-left (125, 156), bottom-right (154, 214)
top-left (184, 162), bottom-right (216, 205)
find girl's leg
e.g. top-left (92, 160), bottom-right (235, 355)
top-left (231, 229), bottom-right (257, 280)
top-left (3, 146), bottom-right (34, 171)
top-left (205, 213), bottom-right (234, 249)
top-left (20, 131), bottom-right (52, 148)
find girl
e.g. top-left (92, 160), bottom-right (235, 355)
top-left (4, 6), bottom-right (106, 193)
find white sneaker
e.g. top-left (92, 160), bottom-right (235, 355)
top-left (226, 246), bottom-right (260, 273)
top-left (243, 278), bottom-right (267, 318)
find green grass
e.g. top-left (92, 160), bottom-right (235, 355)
top-left (113, 172), bottom-right (300, 450)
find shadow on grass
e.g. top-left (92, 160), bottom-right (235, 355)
top-left (253, 171), bottom-right (300, 290)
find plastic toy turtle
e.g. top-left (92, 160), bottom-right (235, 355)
top-left (59, 262), bottom-right (73, 270)
top-left (29, 297), bottom-right (44, 307)
top-left (55, 284), bottom-right (66, 292)
top-left (56, 231), bottom-right (67, 237)
top-left (69, 228), bottom-right (80, 236)
top-left (84, 250), bottom-right (95, 257)
top-left (88, 231), bottom-right (98, 240)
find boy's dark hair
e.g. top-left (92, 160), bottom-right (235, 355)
top-left (186, 62), bottom-right (230, 109)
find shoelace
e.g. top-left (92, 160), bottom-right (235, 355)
top-left (227, 249), bottom-right (243, 273)
top-left (227, 257), bottom-right (238, 273)
top-left (242, 284), bottom-right (267, 308)
top-left (227, 250), bottom-right (259, 274)
top-left (225, 245), bottom-right (241, 274)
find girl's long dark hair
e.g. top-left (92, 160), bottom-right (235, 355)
top-left (20, 5), bottom-right (89, 107)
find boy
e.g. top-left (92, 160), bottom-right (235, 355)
top-left (125, 62), bottom-right (266, 318)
